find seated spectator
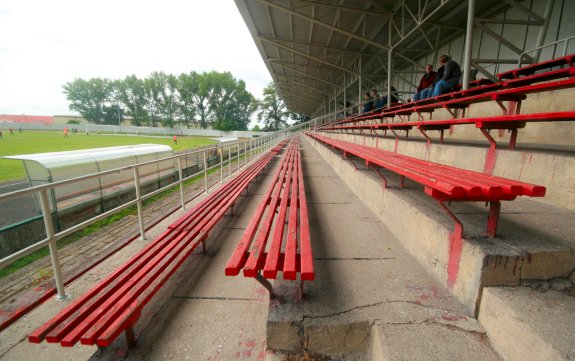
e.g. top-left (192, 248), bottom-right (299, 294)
top-left (429, 54), bottom-right (461, 98)
top-left (412, 64), bottom-right (436, 101)
top-left (362, 92), bottom-right (373, 113)
top-left (373, 87), bottom-right (399, 109)
top-left (418, 64), bottom-right (444, 100)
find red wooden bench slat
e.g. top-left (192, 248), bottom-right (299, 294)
top-left (262, 146), bottom-right (296, 279)
top-left (29, 227), bottom-right (180, 344)
top-left (226, 137), bottom-right (313, 284)
top-left (30, 143), bottom-right (281, 347)
top-left (92, 231), bottom-right (210, 347)
top-left (225, 149), bottom-right (290, 276)
top-left (309, 134), bottom-right (545, 202)
top-left (243, 148), bottom-right (293, 277)
top-left (282, 147), bottom-right (300, 280)
top-left (498, 54), bottom-right (575, 80)
top-left (58, 230), bottom-right (196, 346)
top-left (297, 152), bottom-right (314, 281)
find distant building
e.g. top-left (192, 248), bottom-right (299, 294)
top-left (0, 114), bottom-right (54, 125)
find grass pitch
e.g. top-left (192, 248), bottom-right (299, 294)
top-left (0, 130), bottom-right (216, 182)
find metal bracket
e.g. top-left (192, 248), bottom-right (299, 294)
top-left (487, 201), bottom-right (501, 238)
top-left (420, 129), bottom-right (432, 145)
top-left (255, 272), bottom-right (274, 296)
top-left (480, 128), bottom-right (498, 151)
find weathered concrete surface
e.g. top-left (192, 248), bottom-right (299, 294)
top-left (265, 138), bottom-right (501, 360)
top-left (309, 134), bottom-right (575, 315)
top-left (479, 287), bottom-right (575, 361)
top-left (371, 322), bottom-right (501, 361)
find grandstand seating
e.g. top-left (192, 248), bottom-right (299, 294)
top-left (27, 142), bottom-right (284, 348)
top-left (308, 133), bottom-right (546, 238)
top-left (225, 137), bottom-right (313, 296)
top-left (326, 56), bottom-right (575, 129)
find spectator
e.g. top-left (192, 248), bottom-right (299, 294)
top-left (64, 127), bottom-right (69, 137)
top-left (371, 89), bottom-right (384, 110)
top-left (429, 54), bottom-right (461, 98)
top-left (412, 64), bottom-right (437, 101)
top-left (362, 92), bottom-right (373, 113)
top-left (173, 135), bottom-right (178, 144)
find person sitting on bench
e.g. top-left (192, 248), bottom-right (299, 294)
top-left (411, 64), bottom-right (437, 101)
top-left (373, 87), bottom-right (399, 109)
top-left (362, 92), bottom-right (374, 113)
top-left (428, 54), bottom-right (461, 98)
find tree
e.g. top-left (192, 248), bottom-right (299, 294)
top-left (252, 124), bottom-right (261, 131)
top-left (256, 83), bottom-right (290, 131)
top-left (208, 72), bottom-right (256, 131)
top-left (144, 71), bottom-right (167, 127)
top-left (157, 73), bottom-right (179, 128)
top-left (116, 75), bottom-right (148, 126)
top-left (188, 71), bottom-right (211, 129)
top-left (177, 73), bottom-right (197, 128)
top-left (290, 111), bottom-right (310, 124)
top-left (63, 78), bottom-right (114, 124)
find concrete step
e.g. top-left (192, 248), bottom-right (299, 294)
top-left (370, 320), bottom-right (502, 361)
top-left (479, 286), bottom-right (575, 361)
top-left (308, 135), bottom-right (575, 315)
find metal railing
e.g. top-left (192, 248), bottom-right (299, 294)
top-left (518, 35), bottom-right (575, 67)
top-left (0, 122), bottom-right (310, 299)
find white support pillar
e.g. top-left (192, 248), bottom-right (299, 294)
top-left (462, 0), bottom-right (476, 90)
top-left (533, 0), bottom-right (555, 62)
top-left (387, 19), bottom-right (393, 106)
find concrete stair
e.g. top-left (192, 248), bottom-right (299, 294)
top-left (479, 286), bottom-right (575, 361)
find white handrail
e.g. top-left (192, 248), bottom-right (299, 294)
top-left (518, 35), bottom-right (575, 67)
top-left (0, 123), bottom-right (310, 298)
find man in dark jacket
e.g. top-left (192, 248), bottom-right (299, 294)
top-left (430, 54), bottom-right (461, 98)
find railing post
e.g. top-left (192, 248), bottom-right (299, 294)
top-left (244, 141), bottom-right (247, 167)
top-left (237, 144), bottom-right (240, 171)
top-left (228, 146), bottom-right (232, 178)
top-left (133, 167), bottom-right (146, 240)
top-left (177, 157), bottom-right (185, 210)
top-left (39, 189), bottom-right (67, 299)
top-left (203, 150), bottom-right (208, 193)
top-left (220, 146), bottom-right (224, 183)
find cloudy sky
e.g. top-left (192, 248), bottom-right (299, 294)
top-left (0, 0), bottom-right (272, 116)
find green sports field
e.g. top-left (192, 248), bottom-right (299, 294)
top-left (0, 130), bottom-right (216, 182)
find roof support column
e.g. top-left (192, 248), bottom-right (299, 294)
top-left (359, 57), bottom-right (362, 112)
top-left (462, 0), bottom-right (476, 90)
top-left (387, 19), bottom-right (393, 106)
top-left (533, 0), bottom-right (555, 62)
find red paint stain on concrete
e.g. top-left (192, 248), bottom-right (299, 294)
top-left (483, 147), bottom-right (498, 175)
top-left (242, 350), bottom-right (253, 357)
top-left (245, 339), bottom-right (256, 348)
top-left (447, 224), bottom-right (463, 287)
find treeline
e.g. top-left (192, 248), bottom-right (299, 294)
top-left (63, 71), bottom-right (259, 131)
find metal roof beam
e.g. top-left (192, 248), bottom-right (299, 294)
top-left (260, 36), bottom-right (388, 59)
top-left (293, 0), bottom-right (390, 18)
top-left (255, 0), bottom-right (390, 51)
top-left (268, 59), bottom-right (339, 87)
top-left (259, 36), bottom-right (358, 75)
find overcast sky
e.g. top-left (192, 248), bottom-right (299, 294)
top-left (0, 0), bottom-right (272, 116)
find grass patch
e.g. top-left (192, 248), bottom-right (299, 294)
top-left (0, 130), bottom-right (216, 182)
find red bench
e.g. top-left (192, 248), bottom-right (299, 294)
top-left (308, 133), bottom-right (545, 239)
top-left (28, 144), bottom-right (282, 348)
top-left (498, 53), bottom-right (575, 80)
top-left (319, 111), bottom-right (575, 150)
top-left (225, 137), bottom-right (313, 296)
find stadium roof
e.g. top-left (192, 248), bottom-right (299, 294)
top-left (235, 0), bottom-right (507, 115)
